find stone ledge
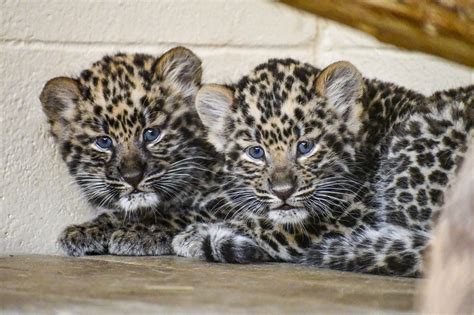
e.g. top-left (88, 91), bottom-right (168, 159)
top-left (0, 255), bottom-right (419, 314)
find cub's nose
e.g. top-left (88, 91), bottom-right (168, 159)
top-left (271, 184), bottom-right (296, 201)
top-left (119, 160), bottom-right (145, 188)
top-left (120, 170), bottom-right (144, 188)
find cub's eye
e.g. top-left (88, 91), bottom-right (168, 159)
top-left (95, 136), bottom-right (113, 150)
top-left (143, 128), bottom-right (161, 143)
top-left (297, 141), bottom-right (315, 156)
top-left (247, 146), bottom-right (265, 160)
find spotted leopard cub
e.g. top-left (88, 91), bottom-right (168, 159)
top-left (172, 59), bottom-right (472, 276)
top-left (40, 47), bottom-right (221, 256)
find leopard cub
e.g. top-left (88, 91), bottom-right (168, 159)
top-left (172, 58), bottom-right (472, 276)
top-left (40, 47), bottom-right (221, 256)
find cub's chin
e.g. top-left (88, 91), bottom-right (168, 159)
top-left (117, 192), bottom-right (160, 212)
top-left (267, 208), bottom-right (309, 224)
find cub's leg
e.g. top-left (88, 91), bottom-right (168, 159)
top-left (58, 212), bottom-right (120, 256)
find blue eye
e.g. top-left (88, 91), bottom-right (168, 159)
top-left (297, 141), bottom-right (314, 156)
top-left (247, 146), bottom-right (265, 160)
top-left (95, 136), bottom-right (113, 150)
top-left (143, 128), bottom-right (161, 142)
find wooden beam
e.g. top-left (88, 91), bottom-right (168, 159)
top-left (279, 0), bottom-right (474, 67)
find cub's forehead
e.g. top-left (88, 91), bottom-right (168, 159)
top-left (232, 60), bottom-right (320, 122)
top-left (72, 54), bottom-right (169, 135)
top-left (229, 59), bottom-right (322, 144)
top-left (78, 53), bottom-right (158, 108)
top-left (81, 53), bottom-right (156, 83)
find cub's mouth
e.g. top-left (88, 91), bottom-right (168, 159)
top-left (267, 205), bottom-right (310, 224)
top-left (275, 204), bottom-right (298, 211)
top-left (117, 191), bottom-right (159, 212)
top-left (272, 203), bottom-right (306, 212)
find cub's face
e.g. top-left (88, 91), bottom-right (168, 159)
top-left (40, 47), bottom-right (211, 212)
top-left (197, 60), bottom-right (364, 224)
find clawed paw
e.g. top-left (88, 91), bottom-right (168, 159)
top-left (57, 225), bottom-right (107, 256)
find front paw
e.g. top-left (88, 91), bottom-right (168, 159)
top-left (171, 224), bottom-right (208, 259)
top-left (57, 225), bottom-right (108, 256)
top-left (172, 224), bottom-right (268, 263)
top-left (109, 228), bottom-right (173, 256)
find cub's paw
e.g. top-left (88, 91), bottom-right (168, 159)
top-left (172, 223), bottom-right (268, 263)
top-left (109, 227), bottom-right (173, 256)
top-left (57, 224), bottom-right (108, 256)
top-left (171, 224), bottom-right (209, 259)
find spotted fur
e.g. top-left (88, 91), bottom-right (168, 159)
top-left (40, 47), bottom-right (229, 256)
top-left (171, 59), bottom-right (473, 277)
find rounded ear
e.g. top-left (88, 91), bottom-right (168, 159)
top-left (316, 61), bottom-right (363, 132)
top-left (39, 77), bottom-right (80, 139)
top-left (316, 61), bottom-right (363, 109)
top-left (155, 46), bottom-right (202, 98)
top-left (195, 84), bottom-right (233, 152)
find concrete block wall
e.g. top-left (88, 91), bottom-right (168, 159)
top-left (1, 0), bottom-right (472, 254)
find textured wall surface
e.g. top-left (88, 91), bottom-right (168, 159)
top-left (1, 0), bottom-right (472, 254)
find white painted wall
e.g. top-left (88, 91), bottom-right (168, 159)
top-left (1, 0), bottom-right (472, 254)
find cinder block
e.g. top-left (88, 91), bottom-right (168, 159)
top-left (1, 0), bottom-right (317, 47)
top-left (317, 19), bottom-right (391, 50)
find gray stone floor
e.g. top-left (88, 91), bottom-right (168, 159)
top-left (0, 255), bottom-right (420, 314)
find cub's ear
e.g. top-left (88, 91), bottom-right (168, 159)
top-left (39, 77), bottom-right (81, 139)
top-left (316, 61), bottom-right (363, 132)
top-left (155, 46), bottom-right (202, 98)
top-left (195, 84), bottom-right (233, 152)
